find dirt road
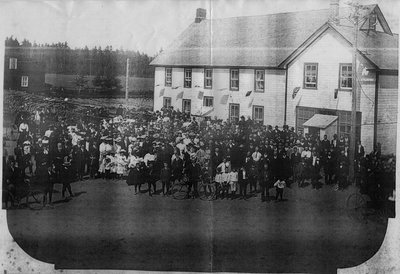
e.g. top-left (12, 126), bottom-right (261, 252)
top-left (5, 178), bottom-right (387, 273)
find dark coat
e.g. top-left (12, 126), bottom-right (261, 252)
top-left (127, 167), bottom-right (142, 186)
top-left (160, 167), bottom-right (171, 182)
top-left (171, 157), bottom-right (184, 179)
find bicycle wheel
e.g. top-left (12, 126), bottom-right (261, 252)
top-left (2, 189), bottom-right (15, 209)
top-left (171, 181), bottom-right (188, 200)
top-left (198, 182), bottom-right (216, 201)
top-left (28, 191), bottom-right (45, 210)
top-left (346, 193), bottom-right (367, 222)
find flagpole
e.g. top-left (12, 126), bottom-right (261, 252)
top-left (125, 58), bottom-right (130, 108)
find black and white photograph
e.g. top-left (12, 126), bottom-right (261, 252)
top-left (0, 0), bottom-right (399, 273)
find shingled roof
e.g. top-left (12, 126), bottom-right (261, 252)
top-left (151, 4), bottom-right (398, 70)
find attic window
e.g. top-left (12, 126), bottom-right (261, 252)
top-left (368, 13), bottom-right (377, 31)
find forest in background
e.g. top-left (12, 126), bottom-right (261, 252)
top-left (5, 36), bottom-right (156, 78)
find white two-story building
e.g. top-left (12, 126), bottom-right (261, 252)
top-left (150, 1), bottom-right (398, 154)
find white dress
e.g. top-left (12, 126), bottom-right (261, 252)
top-left (117, 155), bottom-right (127, 175)
top-left (98, 157), bottom-right (106, 173)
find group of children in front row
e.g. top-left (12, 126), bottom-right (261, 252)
top-left (213, 159), bottom-right (286, 202)
top-left (157, 157), bottom-right (287, 202)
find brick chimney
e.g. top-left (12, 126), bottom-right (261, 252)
top-left (329, 0), bottom-right (339, 25)
top-left (195, 8), bottom-right (206, 23)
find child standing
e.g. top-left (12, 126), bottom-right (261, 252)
top-left (116, 150), bottom-right (128, 179)
top-left (217, 158), bottom-right (231, 199)
top-left (229, 168), bottom-right (238, 199)
top-left (238, 166), bottom-right (248, 200)
top-left (98, 156), bottom-right (106, 179)
top-left (273, 177), bottom-right (286, 202)
top-left (160, 162), bottom-right (171, 196)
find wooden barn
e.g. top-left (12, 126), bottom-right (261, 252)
top-left (3, 47), bottom-right (46, 92)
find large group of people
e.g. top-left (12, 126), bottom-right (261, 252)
top-left (3, 97), bottom-right (396, 207)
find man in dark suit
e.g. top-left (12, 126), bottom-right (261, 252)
top-left (321, 134), bottom-right (330, 152)
top-left (187, 157), bottom-right (201, 198)
top-left (171, 149), bottom-right (184, 183)
top-left (211, 147), bottom-right (223, 177)
top-left (355, 140), bottom-right (365, 160)
top-left (75, 143), bottom-right (89, 180)
top-left (310, 151), bottom-right (321, 189)
top-left (324, 151), bottom-right (336, 185)
top-left (270, 151), bottom-right (280, 182)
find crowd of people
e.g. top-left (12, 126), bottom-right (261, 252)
top-left (3, 98), bottom-right (396, 207)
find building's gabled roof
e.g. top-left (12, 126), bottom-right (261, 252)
top-left (151, 4), bottom-right (398, 70)
top-left (333, 25), bottom-right (398, 70)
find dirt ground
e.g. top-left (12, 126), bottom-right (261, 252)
top-left (5, 178), bottom-right (387, 273)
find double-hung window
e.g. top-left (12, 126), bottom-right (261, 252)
top-left (163, 97), bottom-right (171, 108)
top-left (252, 105), bottom-right (264, 124)
top-left (21, 76), bottom-right (29, 87)
top-left (204, 68), bottom-right (212, 89)
top-left (165, 68), bottom-right (172, 87)
top-left (184, 68), bottom-right (192, 88)
top-left (203, 96), bottom-right (213, 107)
top-left (304, 63), bottom-right (318, 89)
top-left (9, 58), bottom-right (17, 70)
top-left (229, 103), bottom-right (240, 122)
top-left (339, 64), bottom-right (353, 89)
top-left (255, 70), bottom-right (265, 92)
top-left (230, 69), bottom-right (239, 90)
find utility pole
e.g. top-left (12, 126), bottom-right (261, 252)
top-left (125, 58), bottom-right (130, 108)
top-left (348, 2), bottom-right (360, 181)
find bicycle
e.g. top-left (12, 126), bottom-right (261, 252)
top-left (169, 175), bottom-right (190, 200)
top-left (197, 173), bottom-right (216, 201)
top-left (346, 192), bottom-right (368, 222)
top-left (2, 177), bottom-right (46, 210)
top-left (346, 184), bottom-right (394, 224)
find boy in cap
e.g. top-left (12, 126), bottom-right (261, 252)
top-left (160, 162), bottom-right (172, 196)
top-left (273, 177), bottom-right (286, 202)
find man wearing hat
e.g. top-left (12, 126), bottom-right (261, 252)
top-left (36, 139), bottom-right (54, 205)
top-left (52, 142), bottom-right (67, 182)
top-left (22, 140), bottom-right (33, 175)
top-left (75, 143), bottom-right (89, 181)
top-left (61, 154), bottom-right (74, 198)
top-left (187, 154), bottom-right (201, 198)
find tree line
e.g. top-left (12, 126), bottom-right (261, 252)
top-left (5, 36), bottom-right (156, 78)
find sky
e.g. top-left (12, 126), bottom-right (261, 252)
top-left (0, 0), bottom-right (398, 56)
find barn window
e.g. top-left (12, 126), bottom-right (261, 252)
top-left (9, 58), bottom-right (17, 70)
top-left (21, 76), bottom-right (29, 87)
